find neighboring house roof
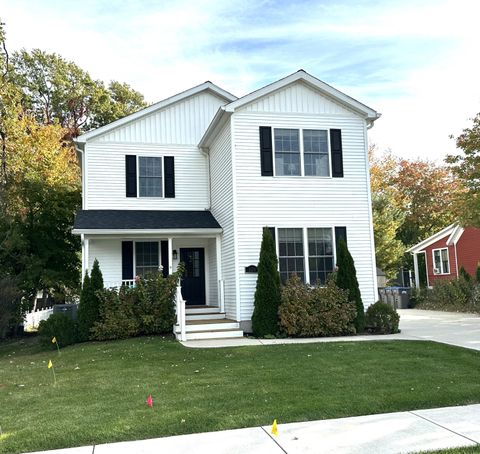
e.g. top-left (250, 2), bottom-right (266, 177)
top-left (75, 82), bottom-right (238, 144)
top-left (73, 210), bottom-right (222, 234)
top-left (406, 223), bottom-right (461, 254)
top-left (199, 69), bottom-right (381, 149)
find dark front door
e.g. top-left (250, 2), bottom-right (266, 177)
top-left (180, 248), bottom-right (206, 306)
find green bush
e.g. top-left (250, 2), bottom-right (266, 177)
top-left (335, 239), bottom-right (365, 333)
top-left (418, 276), bottom-right (475, 312)
top-left (77, 259), bottom-right (104, 341)
top-left (38, 313), bottom-right (77, 348)
top-left (91, 270), bottom-right (181, 341)
top-left (252, 227), bottom-right (282, 337)
top-left (0, 277), bottom-right (22, 339)
top-left (365, 301), bottom-right (400, 334)
top-left (279, 274), bottom-right (356, 337)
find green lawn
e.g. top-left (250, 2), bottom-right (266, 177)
top-left (1, 337), bottom-right (480, 453)
top-left (422, 447), bottom-right (480, 453)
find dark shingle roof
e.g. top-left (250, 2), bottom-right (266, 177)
top-left (74, 210), bottom-right (221, 231)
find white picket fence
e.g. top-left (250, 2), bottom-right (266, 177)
top-left (24, 307), bottom-right (54, 332)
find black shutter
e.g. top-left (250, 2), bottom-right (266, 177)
top-left (335, 227), bottom-right (347, 263)
top-left (125, 155), bottom-right (137, 197)
top-left (259, 127), bottom-right (274, 176)
top-left (267, 226), bottom-right (276, 244)
top-left (164, 157), bottom-right (175, 198)
top-left (122, 241), bottom-right (134, 280)
top-left (160, 240), bottom-right (169, 277)
top-left (330, 129), bottom-right (344, 178)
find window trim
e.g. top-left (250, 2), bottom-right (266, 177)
top-left (274, 226), bottom-right (336, 285)
top-left (272, 127), bottom-right (332, 178)
top-left (134, 240), bottom-right (162, 278)
top-left (137, 155), bottom-right (165, 199)
top-left (432, 247), bottom-right (450, 275)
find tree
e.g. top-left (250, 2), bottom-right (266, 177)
top-left (336, 239), bottom-right (365, 333)
top-left (446, 113), bottom-right (480, 227)
top-left (11, 49), bottom-right (147, 138)
top-left (77, 261), bottom-right (104, 341)
top-left (252, 227), bottom-right (282, 337)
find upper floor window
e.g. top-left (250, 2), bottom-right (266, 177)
top-left (273, 128), bottom-right (330, 177)
top-left (139, 157), bottom-right (162, 197)
top-left (433, 248), bottom-right (449, 274)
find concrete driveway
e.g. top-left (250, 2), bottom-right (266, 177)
top-left (398, 309), bottom-right (480, 351)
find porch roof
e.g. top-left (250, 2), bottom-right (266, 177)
top-left (73, 210), bottom-right (222, 234)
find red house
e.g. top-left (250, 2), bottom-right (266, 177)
top-left (407, 224), bottom-right (480, 288)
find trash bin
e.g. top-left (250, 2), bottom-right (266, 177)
top-left (390, 287), bottom-right (411, 309)
top-left (53, 303), bottom-right (78, 320)
top-left (378, 287), bottom-right (387, 304)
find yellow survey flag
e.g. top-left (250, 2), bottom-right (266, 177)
top-left (48, 360), bottom-right (53, 369)
top-left (271, 419), bottom-right (278, 436)
top-left (52, 337), bottom-right (57, 344)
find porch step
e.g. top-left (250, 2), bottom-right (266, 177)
top-left (186, 306), bottom-right (221, 315)
top-left (186, 312), bottom-right (226, 321)
top-left (185, 319), bottom-right (239, 332)
top-left (184, 329), bottom-right (244, 341)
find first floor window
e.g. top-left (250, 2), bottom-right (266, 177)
top-left (274, 129), bottom-right (301, 176)
top-left (135, 242), bottom-right (159, 276)
top-left (278, 228), bottom-right (305, 283)
top-left (139, 156), bottom-right (162, 197)
top-left (308, 228), bottom-right (334, 284)
top-left (433, 248), bottom-right (449, 274)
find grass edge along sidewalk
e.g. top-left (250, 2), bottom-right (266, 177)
top-left (1, 337), bottom-right (480, 453)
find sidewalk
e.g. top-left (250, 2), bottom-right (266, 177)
top-left (30, 404), bottom-right (480, 454)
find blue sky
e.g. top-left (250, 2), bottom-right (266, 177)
top-left (2, 0), bottom-right (479, 160)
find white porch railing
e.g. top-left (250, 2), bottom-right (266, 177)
top-left (175, 278), bottom-right (186, 341)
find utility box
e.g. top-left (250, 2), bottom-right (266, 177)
top-left (53, 304), bottom-right (78, 320)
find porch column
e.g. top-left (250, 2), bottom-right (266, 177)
top-left (168, 237), bottom-right (173, 275)
top-left (413, 252), bottom-right (420, 289)
top-left (83, 236), bottom-right (90, 279)
top-left (216, 235), bottom-right (225, 313)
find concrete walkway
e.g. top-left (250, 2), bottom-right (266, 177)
top-left (30, 404), bottom-right (480, 454)
top-left (181, 309), bottom-right (480, 350)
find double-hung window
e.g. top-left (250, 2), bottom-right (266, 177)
top-left (135, 242), bottom-right (159, 277)
top-left (433, 248), bottom-right (449, 274)
top-left (139, 157), bottom-right (163, 197)
top-left (277, 227), bottom-right (335, 284)
top-left (273, 128), bottom-right (330, 177)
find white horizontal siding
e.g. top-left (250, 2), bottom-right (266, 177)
top-left (232, 111), bottom-right (376, 321)
top-left (85, 143), bottom-right (208, 210)
top-left (93, 92), bottom-right (227, 145)
top-left (209, 123), bottom-right (237, 319)
top-left (239, 81), bottom-right (357, 116)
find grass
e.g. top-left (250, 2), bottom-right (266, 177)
top-left (421, 447), bottom-right (480, 453)
top-left (1, 337), bottom-right (480, 453)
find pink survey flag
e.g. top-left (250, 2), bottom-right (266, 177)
top-left (146, 394), bottom-right (153, 408)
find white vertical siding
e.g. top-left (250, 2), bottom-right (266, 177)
top-left (239, 82), bottom-right (357, 117)
top-left (85, 143), bottom-right (209, 210)
top-left (92, 92), bottom-right (227, 145)
top-left (209, 123), bottom-right (237, 319)
top-left (232, 110), bottom-right (376, 321)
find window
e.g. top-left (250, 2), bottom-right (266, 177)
top-left (303, 130), bottom-right (329, 176)
top-left (135, 242), bottom-right (159, 277)
top-left (433, 248), bottom-right (450, 274)
top-left (274, 129), bottom-right (300, 176)
top-left (139, 157), bottom-right (162, 197)
top-left (308, 228), bottom-right (334, 284)
top-left (273, 128), bottom-right (330, 177)
top-left (278, 228), bottom-right (305, 283)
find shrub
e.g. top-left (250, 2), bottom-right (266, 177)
top-left (77, 259), bottom-right (104, 341)
top-left (336, 239), bottom-right (365, 333)
top-left (460, 266), bottom-right (471, 282)
top-left (419, 276), bottom-right (474, 312)
top-left (38, 313), bottom-right (77, 348)
top-left (476, 263), bottom-right (480, 283)
top-left (252, 227), bottom-right (282, 337)
top-left (279, 275), bottom-right (356, 337)
top-left (0, 277), bottom-right (22, 339)
top-left (365, 301), bottom-right (400, 334)
top-left (91, 269), bottom-right (182, 341)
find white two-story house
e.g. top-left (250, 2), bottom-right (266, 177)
top-left (73, 70), bottom-right (380, 340)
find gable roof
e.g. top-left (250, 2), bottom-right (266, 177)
top-left (199, 69), bottom-right (380, 149)
top-left (407, 223), bottom-right (462, 254)
top-left (75, 82), bottom-right (237, 144)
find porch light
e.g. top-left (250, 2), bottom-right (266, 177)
top-left (172, 249), bottom-right (178, 260)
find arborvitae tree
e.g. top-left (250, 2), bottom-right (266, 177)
top-left (476, 263), bottom-right (480, 283)
top-left (460, 266), bottom-right (471, 282)
top-left (77, 259), bottom-right (103, 341)
top-left (252, 227), bottom-right (282, 337)
top-left (336, 239), bottom-right (365, 333)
